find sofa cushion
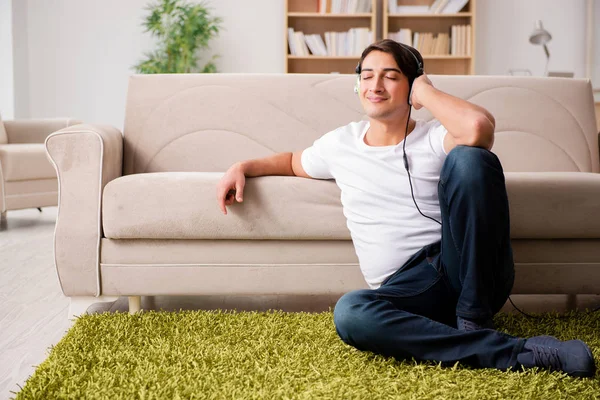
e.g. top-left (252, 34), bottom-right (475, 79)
top-left (504, 172), bottom-right (600, 238)
top-left (0, 144), bottom-right (57, 181)
top-left (102, 171), bottom-right (600, 240)
top-left (102, 172), bottom-right (350, 240)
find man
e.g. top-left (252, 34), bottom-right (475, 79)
top-left (216, 40), bottom-right (595, 377)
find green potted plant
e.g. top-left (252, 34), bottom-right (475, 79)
top-left (134, 0), bottom-right (223, 74)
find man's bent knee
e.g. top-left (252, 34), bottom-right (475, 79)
top-left (446, 145), bottom-right (496, 168)
top-left (333, 289), bottom-right (374, 345)
top-left (441, 145), bottom-right (502, 186)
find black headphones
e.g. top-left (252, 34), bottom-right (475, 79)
top-left (355, 42), bottom-right (424, 106)
top-left (355, 42), bottom-right (441, 226)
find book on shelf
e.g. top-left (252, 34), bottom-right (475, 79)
top-left (453, 25), bottom-right (462, 56)
top-left (287, 28), bottom-right (296, 56)
top-left (387, 0), bottom-right (469, 15)
top-left (387, 0), bottom-right (430, 14)
top-left (429, 0), bottom-right (450, 13)
top-left (303, 34), bottom-right (322, 56)
top-left (466, 24), bottom-right (471, 56)
top-left (318, 0), bottom-right (328, 13)
top-left (388, 28), bottom-right (412, 45)
top-left (451, 25), bottom-right (457, 55)
top-left (449, 24), bottom-right (470, 55)
top-left (318, 0), bottom-right (372, 14)
top-left (296, 32), bottom-right (310, 56)
top-left (430, 0), bottom-right (471, 14)
top-left (287, 28), bottom-right (309, 56)
top-left (440, 0), bottom-right (469, 14)
top-left (462, 25), bottom-right (467, 55)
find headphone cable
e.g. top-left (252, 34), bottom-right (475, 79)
top-left (508, 295), bottom-right (600, 319)
top-left (403, 107), bottom-right (442, 226)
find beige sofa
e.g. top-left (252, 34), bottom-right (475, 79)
top-left (44, 74), bottom-right (600, 318)
top-left (0, 117), bottom-right (81, 222)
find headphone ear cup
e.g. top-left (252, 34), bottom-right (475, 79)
top-left (354, 76), bottom-right (360, 94)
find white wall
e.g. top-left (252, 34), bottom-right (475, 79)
top-left (0, 0), bottom-right (14, 119)
top-left (12, 0), bottom-right (29, 119)
top-left (8, 0), bottom-right (598, 130)
top-left (16, 0), bottom-right (284, 130)
top-left (475, 0), bottom-right (589, 77)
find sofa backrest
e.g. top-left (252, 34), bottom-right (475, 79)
top-left (122, 74), bottom-right (599, 175)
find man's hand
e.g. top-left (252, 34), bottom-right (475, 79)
top-left (409, 73), bottom-right (433, 110)
top-left (216, 163), bottom-right (246, 215)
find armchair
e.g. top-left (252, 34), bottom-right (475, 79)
top-left (0, 117), bottom-right (82, 224)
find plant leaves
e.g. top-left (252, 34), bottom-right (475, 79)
top-left (134, 0), bottom-right (222, 74)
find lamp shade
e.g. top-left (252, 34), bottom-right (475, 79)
top-left (529, 20), bottom-right (552, 45)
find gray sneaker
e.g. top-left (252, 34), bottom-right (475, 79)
top-left (456, 316), bottom-right (495, 331)
top-left (517, 335), bottom-right (596, 378)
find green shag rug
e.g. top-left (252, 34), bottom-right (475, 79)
top-left (13, 309), bottom-right (600, 400)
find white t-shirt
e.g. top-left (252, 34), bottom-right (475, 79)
top-left (301, 119), bottom-right (449, 289)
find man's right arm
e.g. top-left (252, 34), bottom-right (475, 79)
top-left (238, 150), bottom-right (311, 178)
top-left (216, 150), bottom-right (311, 214)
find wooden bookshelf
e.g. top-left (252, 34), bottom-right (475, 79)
top-left (384, 0), bottom-right (476, 74)
top-left (285, 0), bottom-right (377, 74)
top-left (285, 0), bottom-right (476, 75)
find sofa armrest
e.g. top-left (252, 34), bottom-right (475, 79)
top-left (45, 124), bottom-right (123, 296)
top-left (4, 118), bottom-right (82, 144)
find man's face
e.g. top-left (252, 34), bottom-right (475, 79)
top-left (358, 50), bottom-right (410, 121)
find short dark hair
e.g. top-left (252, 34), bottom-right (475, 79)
top-left (356, 39), bottom-right (424, 85)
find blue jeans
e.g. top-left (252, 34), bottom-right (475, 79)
top-left (334, 146), bottom-right (526, 370)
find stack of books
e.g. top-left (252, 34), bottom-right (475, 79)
top-left (318, 0), bottom-right (372, 14)
top-left (389, 25), bottom-right (471, 56)
top-left (288, 28), bottom-right (374, 56)
top-left (388, 0), bottom-right (469, 14)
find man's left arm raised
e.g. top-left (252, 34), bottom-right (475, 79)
top-left (410, 74), bottom-right (495, 153)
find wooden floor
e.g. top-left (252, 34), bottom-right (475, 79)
top-left (0, 207), bottom-right (73, 400)
top-left (1, 206), bottom-right (599, 399)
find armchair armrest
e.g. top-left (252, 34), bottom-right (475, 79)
top-left (4, 118), bottom-right (82, 144)
top-left (45, 124), bottom-right (123, 296)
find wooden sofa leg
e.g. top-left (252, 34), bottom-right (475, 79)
top-left (129, 296), bottom-right (142, 314)
top-left (1, 211), bottom-right (6, 222)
